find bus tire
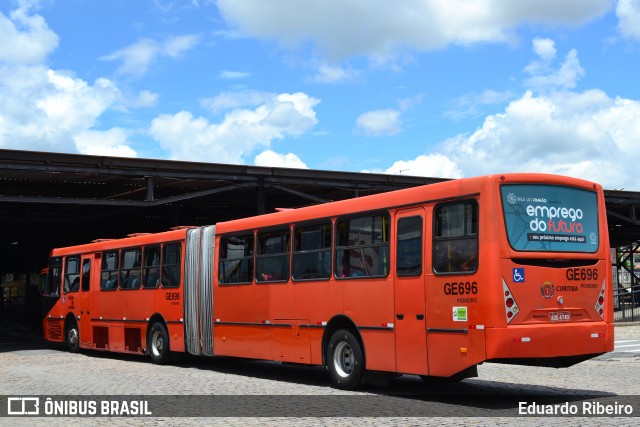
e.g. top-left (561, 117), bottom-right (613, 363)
top-left (65, 318), bottom-right (80, 353)
top-left (148, 322), bottom-right (171, 364)
top-left (327, 329), bottom-right (364, 390)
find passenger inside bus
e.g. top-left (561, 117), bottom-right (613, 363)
top-left (104, 278), bottom-right (116, 290)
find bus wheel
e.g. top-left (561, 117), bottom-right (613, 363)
top-left (65, 318), bottom-right (80, 353)
top-left (148, 322), bottom-right (171, 364)
top-left (327, 329), bottom-right (364, 390)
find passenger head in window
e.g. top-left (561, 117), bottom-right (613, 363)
top-left (459, 253), bottom-right (478, 272)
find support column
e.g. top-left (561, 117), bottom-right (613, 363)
top-left (145, 176), bottom-right (154, 202)
top-left (257, 178), bottom-right (265, 215)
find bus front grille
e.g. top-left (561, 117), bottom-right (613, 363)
top-left (48, 318), bottom-right (62, 340)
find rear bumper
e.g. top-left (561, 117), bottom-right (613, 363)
top-left (485, 322), bottom-right (614, 360)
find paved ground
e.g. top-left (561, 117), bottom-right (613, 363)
top-left (0, 322), bottom-right (638, 426)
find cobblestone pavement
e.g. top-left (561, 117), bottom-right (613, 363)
top-left (0, 323), bottom-right (638, 426)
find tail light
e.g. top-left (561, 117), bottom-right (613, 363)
top-left (502, 278), bottom-right (520, 323)
top-left (594, 279), bottom-right (606, 320)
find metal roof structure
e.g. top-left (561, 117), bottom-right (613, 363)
top-left (0, 149), bottom-right (444, 274)
top-left (1, 149), bottom-right (639, 275)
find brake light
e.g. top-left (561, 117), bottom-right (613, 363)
top-left (502, 278), bottom-right (520, 323)
top-left (594, 279), bottom-right (606, 320)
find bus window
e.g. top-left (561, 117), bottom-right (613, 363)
top-left (81, 259), bottom-right (91, 291)
top-left (101, 250), bottom-right (119, 290)
top-left (64, 256), bottom-right (81, 293)
top-left (219, 234), bottom-right (254, 285)
top-left (162, 243), bottom-right (181, 288)
top-left (256, 228), bottom-right (290, 283)
top-left (500, 184), bottom-right (599, 253)
top-left (45, 257), bottom-right (62, 296)
top-left (397, 216), bottom-right (422, 276)
top-left (293, 222), bottom-right (332, 281)
top-left (143, 245), bottom-right (161, 288)
top-left (335, 213), bottom-right (390, 278)
top-left (433, 201), bottom-right (478, 274)
top-left (120, 247), bottom-right (142, 290)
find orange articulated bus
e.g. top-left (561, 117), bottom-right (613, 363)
top-left (42, 173), bottom-right (614, 389)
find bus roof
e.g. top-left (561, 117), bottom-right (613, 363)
top-left (47, 172), bottom-right (601, 253)
top-left (215, 173), bottom-right (601, 234)
top-left (49, 227), bottom-right (191, 256)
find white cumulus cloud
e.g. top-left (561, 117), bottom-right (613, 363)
top-left (0, 65), bottom-right (123, 152)
top-left (440, 89), bottom-right (640, 189)
top-left (524, 43), bottom-right (585, 91)
top-left (216, 0), bottom-right (611, 61)
top-left (0, 3), bottom-right (136, 156)
top-left (254, 149), bottom-right (308, 168)
top-left (201, 90), bottom-right (274, 114)
top-left (308, 63), bottom-right (359, 84)
top-left (355, 109), bottom-right (402, 136)
top-left (380, 154), bottom-right (463, 179)
top-left (73, 128), bottom-right (137, 157)
top-left (532, 37), bottom-right (557, 62)
top-left (0, 3), bottom-right (59, 65)
top-left (100, 34), bottom-right (201, 77)
top-left (617, 0), bottom-right (640, 40)
top-left (150, 92), bottom-right (319, 163)
top-left (377, 88), bottom-right (640, 189)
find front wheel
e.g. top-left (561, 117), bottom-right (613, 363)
top-left (327, 329), bottom-right (365, 390)
top-left (148, 322), bottom-right (171, 364)
top-left (65, 318), bottom-right (80, 353)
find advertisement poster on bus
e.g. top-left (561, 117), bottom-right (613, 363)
top-left (501, 184), bottom-right (599, 253)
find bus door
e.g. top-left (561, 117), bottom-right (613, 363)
top-left (394, 208), bottom-right (428, 375)
top-left (78, 255), bottom-right (93, 347)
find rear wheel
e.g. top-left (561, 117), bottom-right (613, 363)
top-left (65, 318), bottom-right (80, 353)
top-left (327, 329), bottom-right (364, 390)
top-left (148, 322), bottom-right (171, 364)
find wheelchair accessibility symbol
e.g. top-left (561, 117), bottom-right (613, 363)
top-left (513, 268), bottom-right (525, 283)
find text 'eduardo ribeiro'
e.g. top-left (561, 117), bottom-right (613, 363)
top-left (519, 401), bottom-right (634, 416)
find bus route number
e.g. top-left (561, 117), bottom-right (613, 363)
top-left (566, 268), bottom-right (598, 281)
top-left (444, 282), bottom-right (478, 296)
top-left (166, 292), bottom-right (180, 302)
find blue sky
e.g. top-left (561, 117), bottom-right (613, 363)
top-left (1, 0), bottom-right (640, 189)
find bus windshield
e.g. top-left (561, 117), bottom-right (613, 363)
top-left (501, 184), bottom-right (599, 253)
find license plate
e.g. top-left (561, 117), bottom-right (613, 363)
top-left (549, 311), bottom-right (570, 322)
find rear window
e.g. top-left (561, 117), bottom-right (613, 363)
top-left (501, 184), bottom-right (599, 253)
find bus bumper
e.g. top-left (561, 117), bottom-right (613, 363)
top-left (485, 322), bottom-right (614, 363)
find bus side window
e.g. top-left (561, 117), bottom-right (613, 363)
top-left (293, 222), bottom-right (332, 281)
top-left (219, 235), bottom-right (254, 285)
top-left (120, 247), bottom-right (142, 289)
top-left (143, 245), bottom-right (161, 288)
top-left (162, 243), bottom-right (181, 288)
top-left (45, 257), bottom-right (62, 296)
top-left (101, 250), bottom-right (119, 290)
top-left (81, 259), bottom-right (91, 291)
top-left (433, 201), bottom-right (478, 274)
top-left (335, 213), bottom-right (390, 279)
top-left (397, 216), bottom-right (423, 276)
top-left (256, 228), bottom-right (290, 283)
top-left (64, 256), bottom-right (81, 293)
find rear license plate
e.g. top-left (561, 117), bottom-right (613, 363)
top-left (549, 311), bottom-right (570, 322)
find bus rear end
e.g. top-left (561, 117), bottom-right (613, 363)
top-left (486, 175), bottom-right (614, 367)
